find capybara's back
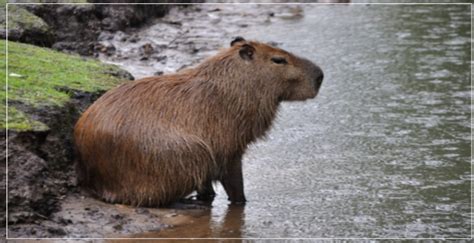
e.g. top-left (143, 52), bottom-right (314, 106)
top-left (74, 37), bottom-right (324, 206)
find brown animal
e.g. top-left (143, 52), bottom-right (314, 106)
top-left (74, 37), bottom-right (323, 206)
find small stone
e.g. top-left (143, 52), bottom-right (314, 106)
top-left (113, 224), bottom-right (123, 230)
top-left (141, 43), bottom-right (154, 55)
top-left (129, 35), bottom-right (139, 43)
top-left (153, 55), bottom-right (167, 62)
top-left (111, 214), bottom-right (124, 220)
top-left (47, 227), bottom-right (66, 236)
top-left (135, 208), bottom-right (150, 214)
top-left (165, 213), bottom-right (177, 218)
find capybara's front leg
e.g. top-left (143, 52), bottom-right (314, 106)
top-left (221, 156), bottom-right (246, 205)
top-left (197, 179), bottom-right (216, 201)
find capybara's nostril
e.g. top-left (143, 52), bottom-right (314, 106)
top-left (314, 69), bottom-right (323, 90)
top-left (317, 72), bottom-right (324, 84)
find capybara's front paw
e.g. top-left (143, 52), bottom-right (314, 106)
top-left (229, 197), bottom-right (247, 206)
top-left (230, 200), bottom-right (246, 206)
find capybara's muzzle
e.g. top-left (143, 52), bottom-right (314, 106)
top-left (301, 57), bottom-right (324, 94)
top-left (313, 65), bottom-right (324, 92)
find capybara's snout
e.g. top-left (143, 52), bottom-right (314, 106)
top-left (312, 65), bottom-right (324, 93)
top-left (301, 57), bottom-right (323, 97)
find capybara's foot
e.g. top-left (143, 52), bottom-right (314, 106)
top-left (229, 197), bottom-right (247, 206)
top-left (197, 180), bottom-right (216, 202)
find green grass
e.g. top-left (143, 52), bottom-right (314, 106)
top-left (2, 106), bottom-right (49, 132)
top-left (1, 40), bottom-right (129, 131)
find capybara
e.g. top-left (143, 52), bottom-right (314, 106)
top-left (74, 37), bottom-right (323, 206)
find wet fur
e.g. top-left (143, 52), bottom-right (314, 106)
top-left (74, 40), bottom-right (322, 206)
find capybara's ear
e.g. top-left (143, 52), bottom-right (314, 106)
top-left (239, 44), bottom-right (255, 61)
top-left (231, 36), bottom-right (246, 46)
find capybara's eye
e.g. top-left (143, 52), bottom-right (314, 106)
top-left (271, 57), bottom-right (288, 64)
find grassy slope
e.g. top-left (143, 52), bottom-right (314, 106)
top-left (1, 40), bottom-right (128, 131)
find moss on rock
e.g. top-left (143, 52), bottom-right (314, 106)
top-left (0, 3), bottom-right (53, 46)
top-left (6, 5), bottom-right (50, 33)
top-left (0, 40), bottom-right (131, 132)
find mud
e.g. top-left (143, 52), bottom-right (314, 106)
top-left (96, 4), bottom-right (306, 78)
top-left (5, 80), bottom-right (133, 238)
top-left (8, 193), bottom-right (206, 238)
top-left (23, 3), bottom-right (172, 55)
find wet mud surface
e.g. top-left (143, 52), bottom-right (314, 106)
top-left (96, 4), bottom-right (305, 78)
top-left (20, 3), bottom-right (173, 55)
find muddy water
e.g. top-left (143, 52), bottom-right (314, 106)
top-left (107, 4), bottom-right (471, 238)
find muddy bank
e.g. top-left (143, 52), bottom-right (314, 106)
top-left (96, 4), bottom-right (306, 78)
top-left (5, 81), bottom-right (133, 239)
top-left (3, 1), bottom-right (200, 55)
top-left (2, 38), bottom-right (133, 238)
top-left (26, 3), bottom-right (171, 55)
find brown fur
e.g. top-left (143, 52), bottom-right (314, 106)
top-left (74, 38), bottom-right (323, 206)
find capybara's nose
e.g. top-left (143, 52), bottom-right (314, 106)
top-left (313, 67), bottom-right (324, 90)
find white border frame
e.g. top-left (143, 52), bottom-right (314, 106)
top-left (3, 1), bottom-right (473, 241)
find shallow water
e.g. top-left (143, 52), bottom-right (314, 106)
top-left (119, 4), bottom-right (471, 238)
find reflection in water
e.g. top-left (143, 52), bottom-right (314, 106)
top-left (114, 3), bottom-right (470, 239)
top-left (131, 205), bottom-right (245, 239)
top-left (211, 205), bottom-right (245, 238)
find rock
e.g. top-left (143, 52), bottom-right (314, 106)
top-left (6, 131), bottom-right (60, 224)
top-left (165, 213), bottom-right (178, 218)
top-left (0, 5), bottom-right (54, 47)
top-left (153, 56), bottom-right (167, 63)
top-left (113, 224), bottom-right (123, 231)
top-left (114, 31), bottom-right (130, 42)
top-left (47, 227), bottom-right (67, 236)
top-left (98, 32), bottom-right (114, 41)
top-left (140, 43), bottom-right (155, 56)
top-left (135, 208), bottom-right (150, 214)
top-left (154, 71), bottom-right (164, 76)
top-left (128, 34), bottom-right (140, 43)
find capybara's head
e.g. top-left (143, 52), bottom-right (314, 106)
top-left (227, 37), bottom-right (324, 101)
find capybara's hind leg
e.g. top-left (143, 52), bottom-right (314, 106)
top-left (221, 155), bottom-right (246, 205)
top-left (197, 179), bottom-right (216, 201)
